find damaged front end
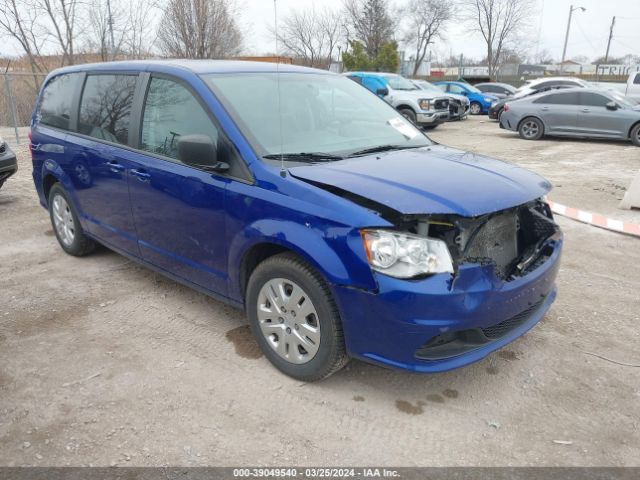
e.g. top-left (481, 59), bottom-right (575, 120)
top-left (392, 198), bottom-right (561, 285)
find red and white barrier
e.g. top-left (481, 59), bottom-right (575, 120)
top-left (547, 200), bottom-right (640, 237)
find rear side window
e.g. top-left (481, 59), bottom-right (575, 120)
top-left (78, 74), bottom-right (138, 145)
top-left (580, 92), bottom-right (611, 107)
top-left (634, 74), bottom-right (640, 85)
top-left (534, 92), bottom-right (579, 105)
top-left (38, 73), bottom-right (82, 130)
top-left (140, 77), bottom-right (218, 160)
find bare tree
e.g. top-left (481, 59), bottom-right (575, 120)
top-left (123, 0), bottom-right (159, 59)
top-left (343, 0), bottom-right (394, 58)
top-left (85, 0), bottom-right (127, 61)
top-left (274, 6), bottom-right (342, 68)
top-left (402, 0), bottom-right (453, 76)
top-left (35, 0), bottom-right (81, 65)
top-left (461, 0), bottom-right (532, 79)
top-left (0, 0), bottom-right (47, 76)
top-left (157, 0), bottom-right (243, 59)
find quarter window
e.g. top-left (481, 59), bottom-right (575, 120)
top-left (140, 77), bottom-right (218, 160)
top-left (38, 73), bottom-right (82, 130)
top-left (634, 73), bottom-right (640, 85)
top-left (78, 74), bottom-right (137, 145)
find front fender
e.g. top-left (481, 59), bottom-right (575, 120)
top-left (227, 219), bottom-right (377, 303)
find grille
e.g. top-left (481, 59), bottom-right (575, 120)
top-left (463, 212), bottom-right (518, 279)
top-left (481, 299), bottom-right (544, 339)
top-left (434, 99), bottom-right (449, 110)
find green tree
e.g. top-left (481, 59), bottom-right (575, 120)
top-left (342, 41), bottom-right (372, 71)
top-left (374, 42), bottom-right (399, 72)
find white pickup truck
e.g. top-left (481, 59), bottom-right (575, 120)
top-left (594, 72), bottom-right (640, 101)
top-left (623, 72), bottom-right (640, 100)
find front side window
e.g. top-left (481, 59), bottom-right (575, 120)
top-left (38, 73), bottom-right (82, 130)
top-left (580, 92), bottom-right (610, 107)
top-left (204, 73), bottom-right (431, 159)
top-left (78, 74), bottom-right (137, 144)
top-left (140, 77), bottom-right (218, 160)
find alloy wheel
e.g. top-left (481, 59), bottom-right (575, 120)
top-left (256, 278), bottom-right (321, 364)
top-left (521, 120), bottom-right (540, 139)
top-left (52, 194), bottom-right (75, 246)
top-left (470, 103), bottom-right (482, 114)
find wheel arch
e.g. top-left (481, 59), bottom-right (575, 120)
top-left (628, 120), bottom-right (640, 139)
top-left (517, 115), bottom-right (546, 133)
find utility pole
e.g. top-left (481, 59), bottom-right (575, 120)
top-left (560, 5), bottom-right (586, 73)
top-left (604, 16), bottom-right (616, 63)
top-left (106, 0), bottom-right (116, 60)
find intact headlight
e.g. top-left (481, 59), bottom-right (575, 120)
top-left (484, 97), bottom-right (493, 103)
top-left (360, 229), bottom-right (454, 278)
top-left (418, 99), bottom-right (432, 110)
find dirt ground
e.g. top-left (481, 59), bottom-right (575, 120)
top-left (1, 117), bottom-right (639, 467)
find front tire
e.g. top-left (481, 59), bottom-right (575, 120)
top-left (398, 108), bottom-right (417, 124)
top-left (518, 117), bottom-right (544, 141)
top-left (48, 183), bottom-right (96, 256)
top-left (470, 101), bottom-right (482, 115)
top-left (631, 123), bottom-right (640, 147)
top-left (246, 253), bottom-right (349, 381)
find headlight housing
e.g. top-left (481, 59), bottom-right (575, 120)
top-left (484, 97), bottom-right (494, 103)
top-left (360, 229), bottom-right (454, 278)
top-left (418, 99), bottom-right (432, 110)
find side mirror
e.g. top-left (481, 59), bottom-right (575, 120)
top-left (177, 134), bottom-right (229, 173)
top-left (376, 87), bottom-right (389, 97)
top-left (605, 101), bottom-right (618, 111)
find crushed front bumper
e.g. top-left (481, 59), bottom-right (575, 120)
top-left (332, 233), bottom-right (562, 372)
top-left (416, 110), bottom-right (449, 125)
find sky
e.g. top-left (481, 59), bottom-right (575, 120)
top-left (244, 0), bottom-right (640, 63)
top-left (1, 0), bottom-right (638, 63)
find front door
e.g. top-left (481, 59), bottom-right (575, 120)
top-left (576, 91), bottom-right (626, 138)
top-left (127, 76), bottom-right (229, 295)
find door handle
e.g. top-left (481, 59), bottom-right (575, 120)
top-left (130, 168), bottom-right (151, 181)
top-left (541, 107), bottom-right (549, 111)
top-left (31, 143), bottom-right (42, 151)
top-left (106, 160), bottom-right (125, 173)
top-left (580, 108), bottom-right (590, 113)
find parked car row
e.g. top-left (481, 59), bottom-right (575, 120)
top-left (493, 74), bottom-right (640, 147)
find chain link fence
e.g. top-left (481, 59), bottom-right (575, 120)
top-left (1, 72), bottom-right (48, 144)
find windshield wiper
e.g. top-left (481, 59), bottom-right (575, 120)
top-left (263, 152), bottom-right (344, 162)
top-left (348, 144), bottom-right (423, 157)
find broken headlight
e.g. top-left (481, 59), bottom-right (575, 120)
top-left (360, 229), bottom-right (454, 278)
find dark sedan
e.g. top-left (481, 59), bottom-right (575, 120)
top-left (0, 137), bottom-right (17, 190)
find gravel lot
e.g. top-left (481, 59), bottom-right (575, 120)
top-left (1, 117), bottom-right (639, 467)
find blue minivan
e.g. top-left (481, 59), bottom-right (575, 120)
top-left (31, 60), bottom-right (562, 381)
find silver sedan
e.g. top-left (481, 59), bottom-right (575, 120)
top-left (499, 88), bottom-right (640, 147)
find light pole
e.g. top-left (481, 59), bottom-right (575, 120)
top-left (560, 5), bottom-right (586, 73)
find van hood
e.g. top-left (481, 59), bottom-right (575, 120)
top-left (288, 145), bottom-right (552, 217)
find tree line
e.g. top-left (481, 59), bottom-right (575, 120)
top-left (2, 0), bottom-right (635, 81)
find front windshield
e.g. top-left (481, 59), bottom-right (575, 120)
top-left (464, 83), bottom-right (482, 94)
top-left (415, 81), bottom-right (442, 93)
top-left (204, 73), bottom-right (432, 159)
top-left (381, 74), bottom-right (419, 91)
top-left (610, 91), bottom-right (638, 107)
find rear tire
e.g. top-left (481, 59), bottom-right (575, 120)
top-left (631, 123), bottom-right (640, 147)
top-left (398, 108), bottom-right (417, 124)
top-left (518, 117), bottom-right (544, 141)
top-left (246, 253), bottom-right (349, 382)
top-left (48, 183), bottom-right (96, 256)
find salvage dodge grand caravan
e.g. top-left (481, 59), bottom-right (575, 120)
top-left (31, 61), bottom-right (562, 381)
